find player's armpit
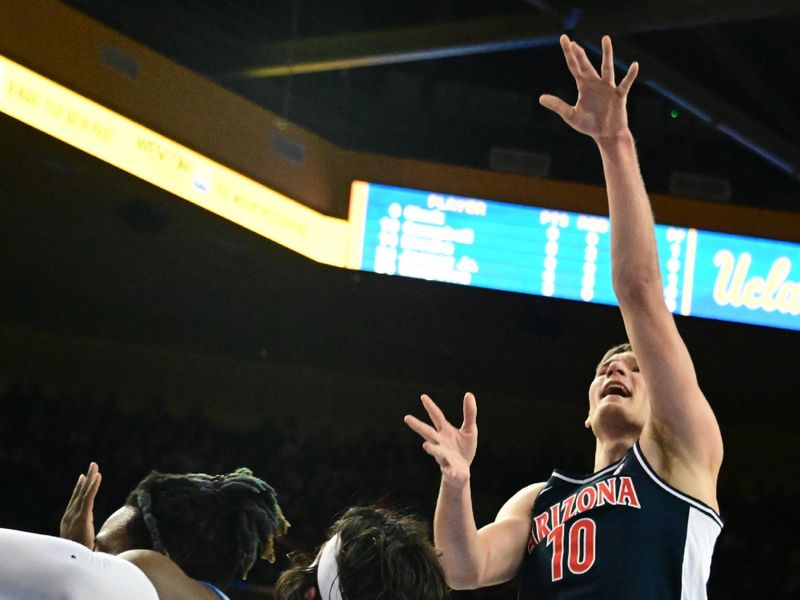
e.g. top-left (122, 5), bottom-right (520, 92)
top-left (619, 299), bottom-right (723, 511)
top-left (621, 299), bottom-right (722, 464)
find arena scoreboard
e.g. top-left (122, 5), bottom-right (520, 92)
top-left (349, 181), bottom-right (800, 332)
top-left (3, 47), bottom-right (798, 333)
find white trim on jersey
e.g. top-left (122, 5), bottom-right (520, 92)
top-left (633, 443), bottom-right (724, 529)
top-left (550, 460), bottom-right (622, 485)
top-left (680, 507), bottom-right (719, 600)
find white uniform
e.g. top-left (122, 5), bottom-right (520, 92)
top-left (0, 528), bottom-right (159, 600)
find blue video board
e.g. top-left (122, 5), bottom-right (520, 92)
top-left (351, 182), bottom-right (800, 331)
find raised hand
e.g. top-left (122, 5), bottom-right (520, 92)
top-left (404, 393), bottom-right (478, 485)
top-left (60, 462), bottom-right (102, 548)
top-left (539, 35), bottom-right (638, 142)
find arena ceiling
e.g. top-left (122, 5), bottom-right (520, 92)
top-left (59, 0), bottom-right (800, 212)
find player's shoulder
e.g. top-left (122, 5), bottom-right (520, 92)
top-left (118, 550), bottom-right (219, 600)
top-left (497, 481), bottom-right (547, 521)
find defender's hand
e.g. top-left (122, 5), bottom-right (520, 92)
top-left (60, 462), bottom-right (102, 549)
top-left (404, 393), bottom-right (478, 485)
top-left (539, 35), bottom-right (638, 142)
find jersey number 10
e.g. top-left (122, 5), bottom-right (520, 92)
top-left (545, 518), bottom-right (596, 581)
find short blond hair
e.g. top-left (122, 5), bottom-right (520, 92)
top-left (596, 342), bottom-right (633, 371)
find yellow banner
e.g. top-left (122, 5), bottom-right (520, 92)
top-left (0, 54), bottom-right (352, 267)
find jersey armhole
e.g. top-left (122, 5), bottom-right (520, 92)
top-left (633, 442), bottom-right (723, 528)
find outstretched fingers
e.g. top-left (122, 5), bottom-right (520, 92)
top-left (600, 35), bottom-right (615, 84)
top-left (420, 394), bottom-right (449, 431)
top-left (82, 470), bottom-right (102, 512)
top-left (461, 392), bottom-right (477, 433)
top-left (617, 61), bottom-right (639, 96)
top-left (559, 34), bottom-right (582, 79)
top-left (75, 463), bottom-right (101, 511)
top-left (571, 41), bottom-right (598, 78)
top-left (539, 94), bottom-right (574, 122)
top-left (406, 393), bottom-right (475, 483)
top-left (67, 473), bottom-right (86, 508)
top-left (404, 414), bottom-right (440, 443)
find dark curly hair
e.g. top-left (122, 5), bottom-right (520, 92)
top-left (275, 506), bottom-right (448, 600)
top-left (124, 467), bottom-right (289, 587)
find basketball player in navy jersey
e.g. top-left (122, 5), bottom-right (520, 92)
top-left (405, 35), bottom-right (724, 598)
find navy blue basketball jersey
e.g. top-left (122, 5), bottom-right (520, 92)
top-left (518, 441), bottom-right (722, 599)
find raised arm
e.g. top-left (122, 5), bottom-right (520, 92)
top-left (540, 35), bottom-right (722, 507)
top-left (404, 394), bottom-right (541, 589)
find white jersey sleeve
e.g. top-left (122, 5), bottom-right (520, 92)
top-left (0, 528), bottom-right (159, 600)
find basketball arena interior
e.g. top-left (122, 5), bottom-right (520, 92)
top-left (1, 1), bottom-right (799, 597)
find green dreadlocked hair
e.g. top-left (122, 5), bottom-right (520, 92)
top-left (124, 467), bottom-right (289, 587)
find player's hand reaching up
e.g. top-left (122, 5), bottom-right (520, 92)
top-left (60, 462), bottom-right (102, 549)
top-left (539, 34), bottom-right (638, 143)
top-left (404, 393), bottom-right (478, 486)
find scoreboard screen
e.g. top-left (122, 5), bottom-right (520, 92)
top-left (349, 181), bottom-right (800, 332)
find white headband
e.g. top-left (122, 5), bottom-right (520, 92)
top-left (313, 533), bottom-right (343, 600)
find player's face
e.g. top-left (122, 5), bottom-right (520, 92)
top-left (94, 505), bottom-right (136, 554)
top-left (585, 351), bottom-right (648, 433)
